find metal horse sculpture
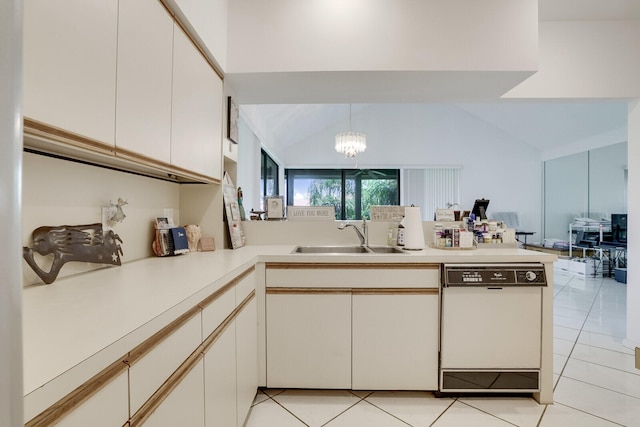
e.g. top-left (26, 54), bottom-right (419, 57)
top-left (23, 223), bottom-right (123, 284)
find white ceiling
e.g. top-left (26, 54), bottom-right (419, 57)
top-left (239, 1), bottom-right (636, 160)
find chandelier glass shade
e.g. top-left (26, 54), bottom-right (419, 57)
top-left (335, 104), bottom-right (366, 158)
top-left (335, 131), bottom-right (367, 158)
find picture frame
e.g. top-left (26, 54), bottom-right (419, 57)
top-left (265, 196), bottom-right (285, 220)
top-left (227, 96), bottom-right (239, 144)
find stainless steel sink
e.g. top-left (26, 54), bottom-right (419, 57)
top-left (291, 246), bottom-right (406, 254)
top-left (292, 246), bottom-right (370, 254)
top-left (366, 246), bottom-right (406, 254)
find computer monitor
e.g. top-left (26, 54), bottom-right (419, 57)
top-left (472, 198), bottom-right (490, 220)
top-left (611, 213), bottom-right (627, 244)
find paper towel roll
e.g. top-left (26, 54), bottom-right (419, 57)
top-left (401, 206), bottom-right (425, 250)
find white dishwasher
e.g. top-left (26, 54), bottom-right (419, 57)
top-left (440, 263), bottom-right (546, 393)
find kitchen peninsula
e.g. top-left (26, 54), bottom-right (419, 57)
top-left (23, 236), bottom-right (555, 426)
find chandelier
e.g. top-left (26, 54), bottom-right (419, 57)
top-left (335, 105), bottom-right (366, 159)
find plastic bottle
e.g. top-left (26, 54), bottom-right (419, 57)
top-left (397, 219), bottom-right (405, 246)
top-left (467, 214), bottom-right (475, 232)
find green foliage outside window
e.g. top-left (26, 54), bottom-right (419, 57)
top-left (289, 169), bottom-right (399, 220)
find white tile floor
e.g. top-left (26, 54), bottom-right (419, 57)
top-left (245, 269), bottom-right (638, 426)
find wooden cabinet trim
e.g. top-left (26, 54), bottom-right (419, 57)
top-left (352, 288), bottom-right (439, 295)
top-left (25, 357), bottom-right (128, 427)
top-left (24, 117), bottom-right (223, 185)
top-left (266, 262), bottom-right (440, 270)
top-left (128, 347), bottom-right (205, 427)
top-left (127, 305), bottom-right (202, 366)
top-left (199, 266), bottom-right (255, 310)
top-left (267, 287), bottom-right (437, 295)
top-left (24, 117), bottom-right (115, 156)
top-left (266, 287), bottom-right (352, 295)
top-left (202, 290), bottom-right (256, 352)
top-left (27, 268), bottom-right (256, 426)
top-left (130, 290), bottom-right (256, 427)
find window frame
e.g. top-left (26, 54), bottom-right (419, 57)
top-left (285, 168), bottom-right (400, 220)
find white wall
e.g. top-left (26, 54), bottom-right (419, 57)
top-left (626, 100), bottom-right (640, 349)
top-left (22, 152), bottom-right (180, 286)
top-left (237, 116), bottom-right (264, 213)
top-left (1, 0), bottom-right (24, 424)
top-left (278, 104), bottom-right (543, 236)
top-left (227, 0), bottom-right (537, 73)
top-left (506, 20), bottom-right (640, 98)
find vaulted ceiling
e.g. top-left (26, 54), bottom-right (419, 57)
top-left (239, 0), bottom-right (637, 161)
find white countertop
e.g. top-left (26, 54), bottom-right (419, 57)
top-left (23, 245), bottom-right (555, 397)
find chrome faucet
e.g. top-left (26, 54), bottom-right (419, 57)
top-left (338, 218), bottom-right (368, 246)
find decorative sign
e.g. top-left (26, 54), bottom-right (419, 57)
top-left (23, 223), bottom-right (123, 284)
top-left (287, 206), bottom-right (336, 221)
top-left (227, 96), bottom-right (239, 144)
top-left (265, 196), bottom-right (285, 220)
top-left (223, 172), bottom-right (246, 249)
top-left (435, 208), bottom-right (456, 221)
top-left (369, 205), bottom-right (406, 221)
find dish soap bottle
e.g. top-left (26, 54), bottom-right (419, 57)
top-left (397, 217), bottom-right (405, 247)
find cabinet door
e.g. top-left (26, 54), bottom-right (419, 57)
top-left (56, 371), bottom-right (128, 427)
top-left (142, 359), bottom-right (205, 427)
top-left (236, 298), bottom-right (258, 426)
top-left (24, 0), bottom-right (118, 145)
top-left (204, 322), bottom-right (237, 427)
top-left (266, 292), bottom-right (351, 389)
top-left (115, 0), bottom-right (173, 164)
top-left (129, 314), bottom-right (202, 415)
top-left (171, 26), bottom-right (223, 180)
top-left (352, 293), bottom-right (439, 390)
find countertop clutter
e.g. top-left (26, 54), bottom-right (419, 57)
top-left (23, 245), bottom-right (556, 422)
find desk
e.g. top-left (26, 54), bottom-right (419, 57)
top-left (594, 245), bottom-right (627, 277)
top-left (515, 231), bottom-right (535, 248)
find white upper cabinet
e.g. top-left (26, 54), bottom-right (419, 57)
top-left (23, 0), bottom-right (118, 145)
top-left (171, 26), bottom-right (224, 181)
top-left (115, 0), bottom-right (173, 164)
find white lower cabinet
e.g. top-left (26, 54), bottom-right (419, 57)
top-left (352, 293), bottom-right (439, 390)
top-left (204, 324), bottom-right (237, 427)
top-left (129, 314), bottom-right (202, 415)
top-left (236, 298), bottom-right (258, 425)
top-left (142, 359), bottom-right (205, 427)
top-left (56, 371), bottom-right (128, 427)
top-left (266, 292), bottom-right (351, 388)
top-left (264, 264), bottom-right (440, 391)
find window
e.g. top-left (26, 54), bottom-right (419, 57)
top-left (260, 149), bottom-right (278, 209)
top-left (401, 168), bottom-right (460, 221)
top-left (286, 169), bottom-right (400, 220)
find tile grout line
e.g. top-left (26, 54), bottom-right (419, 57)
top-left (266, 391), bottom-right (312, 427)
top-left (455, 400), bottom-right (521, 427)
top-left (553, 274), bottom-right (605, 392)
top-left (550, 402), bottom-right (628, 427)
top-left (427, 398), bottom-right (458, 427)
top-left (319, 392), bottom-right (369, 427)
top-left (549, 274), bottom-right (632, 426)
top-left (568, 354), bottom-right (640, 377)
top-left (559, 374), bottom-right (640, 402)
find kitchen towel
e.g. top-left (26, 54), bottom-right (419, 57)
top-left (401, 206), bottom-right (425, 250)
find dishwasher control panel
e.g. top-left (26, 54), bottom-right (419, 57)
top-left (443, 264), bottom-right (547, 287)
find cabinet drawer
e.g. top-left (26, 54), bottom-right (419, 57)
top-left (129, 313), bottom-right (202, 415)
top-left (201, 285), bottom-right (235, 338)
top-left (141, 359), bottom-right (205, 427)
top-left (236, 271), bottom-right (256, 303)
top-left (55, 371), bottom-right (128, 427)
top-left (266, 264), bottom-right (439, 288)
